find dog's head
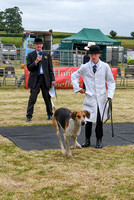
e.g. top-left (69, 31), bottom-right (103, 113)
top-left (70, 110), bottom-right (90, 126)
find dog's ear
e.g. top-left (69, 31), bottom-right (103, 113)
top-left (70, 111), bottom-right (77, 120)
top-left (84, 110), bottom-right (90, 119)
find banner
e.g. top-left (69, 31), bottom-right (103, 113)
top-left (53, 67), bottom-right (83, 89)
top-left (25, 66), bottom-right (117, 89)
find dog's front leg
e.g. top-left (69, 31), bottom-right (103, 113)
top-left (71, 137), bottom-right (82, 149)
top-left (64, 135), bottom-right (72, 156)
top-left (72, 137), bottom-right (77, 148)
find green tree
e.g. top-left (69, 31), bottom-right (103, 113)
top-left (0, 11), bottom-right (4, 31)
top-left (109, 30), bottom-right (117, 37)
top-left (3, 6), bottom-right (24, 33)
top-left (49, 29), bottom-right (53, 33)
top-left (131, 32), bottom-right (134, 38)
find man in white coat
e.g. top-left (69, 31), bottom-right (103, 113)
top-left (71, 45), bottom-right (116, 148)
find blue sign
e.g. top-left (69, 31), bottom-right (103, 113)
top-left (25, 38), bottom-right (35, 63)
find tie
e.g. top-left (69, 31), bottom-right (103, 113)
top-left (93, 65), bottom-right (97, 73)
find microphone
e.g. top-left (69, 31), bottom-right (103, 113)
top-left (38, 51), bottom-right (43, 56)
top-left (37, 51), bottom-right (43, 65)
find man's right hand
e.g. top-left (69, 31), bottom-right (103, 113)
top-left (79, 89), bottom-right (86, 94)
top-left (35, 56), bottom-right (42, 65)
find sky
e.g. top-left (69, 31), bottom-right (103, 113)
top-left (0, 0), bottom-right (134, 36)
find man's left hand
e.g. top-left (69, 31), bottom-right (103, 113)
top-left (52, 81), bottom-right (56, 87)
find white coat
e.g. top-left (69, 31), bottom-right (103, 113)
top-left (71, 59), bottom-right (116, 122)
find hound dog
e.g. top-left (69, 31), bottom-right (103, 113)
top-left (53, 108), bottom-right (90, 156)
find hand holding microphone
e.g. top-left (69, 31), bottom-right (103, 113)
top-left (35, 51), bottom-right (43, 65)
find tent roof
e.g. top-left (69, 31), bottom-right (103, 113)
top-left (61, 28), bottom-right (121, 45)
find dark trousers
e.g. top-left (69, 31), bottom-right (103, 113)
top-left (26, 75), bottom-right (53, 118)
top-left (85, 107), bottom-right (103, 140)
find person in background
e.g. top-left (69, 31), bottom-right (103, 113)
top-left (83, 42), bottom-right (96, 89)
top-left (26, 37), bottom-right (55, 122)
top-left (71, 45), bottom-right (115, 148)
top-left (83, 42), bottom-right (96, 64)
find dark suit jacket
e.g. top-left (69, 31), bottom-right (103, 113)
top-left (27, 50), bottom-right (55, 89)
top-left (83, 54), bottom-right (90, 64)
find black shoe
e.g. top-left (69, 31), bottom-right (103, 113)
top-left (95, 138), bottom-right (103, 148)
top-left (82, 139), bottom-right (91, 148)
top-left (26, 117), bottom-right (32, 122)
top-left (47, 115), bottom-right (53, 120)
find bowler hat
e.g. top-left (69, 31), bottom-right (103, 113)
top-left (88, 45), bottom-right (102, 54)
top-left (34, 38), bottom-right (43, 44)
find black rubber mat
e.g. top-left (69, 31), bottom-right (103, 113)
top-left (0, 123), bottom-right (133, 151)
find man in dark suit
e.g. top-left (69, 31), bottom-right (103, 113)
top-left (83, 51), bottom-right (90, 64)
top-left (26, 38), bottom-right (55, 122)
top-left (83, 42), bottom-right (95, 89)
top-left (83, 42), bottom-right (96, 64)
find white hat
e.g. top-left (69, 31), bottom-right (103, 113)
top-left (84, 42), bottom-right (96, 51)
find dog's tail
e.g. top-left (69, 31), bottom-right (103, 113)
top-left (51, 100), bottom-right (56, 112)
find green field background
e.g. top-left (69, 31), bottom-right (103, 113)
top-left (0, 31), bottom-right (134, 48)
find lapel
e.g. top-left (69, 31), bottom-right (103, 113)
top-left (32, 50), bottom-right (37, 60)
top-left (42, 51), bottom-right (46, 61)
top-left (88, 60), bottom-right (94, 75)
top-left (97, 60), bottom-right (102, 72)
top-left (41, 51), bottom-right (48, 70)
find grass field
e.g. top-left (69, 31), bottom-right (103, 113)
top-left (0, 30), bottom-right (134, 199)
top-left (115, 38), bottom-right (134, 48)
top-left (0, 88), bottom-right (134, 200)
top-left (0, 136), bottom-right (133, 200)
top-left (0, 88), bottom-right (134, 127)
top-left (0, 31), bottom-right (134, 48)
top-left (1, 36), bottom-right (134, 49)
top-left (0, 31), bottom-right (75, 48)
top-left (0, 36), bottom-right (23, 48)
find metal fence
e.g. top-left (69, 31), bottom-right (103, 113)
top-left (0, 48), bottom-right (134, 88)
